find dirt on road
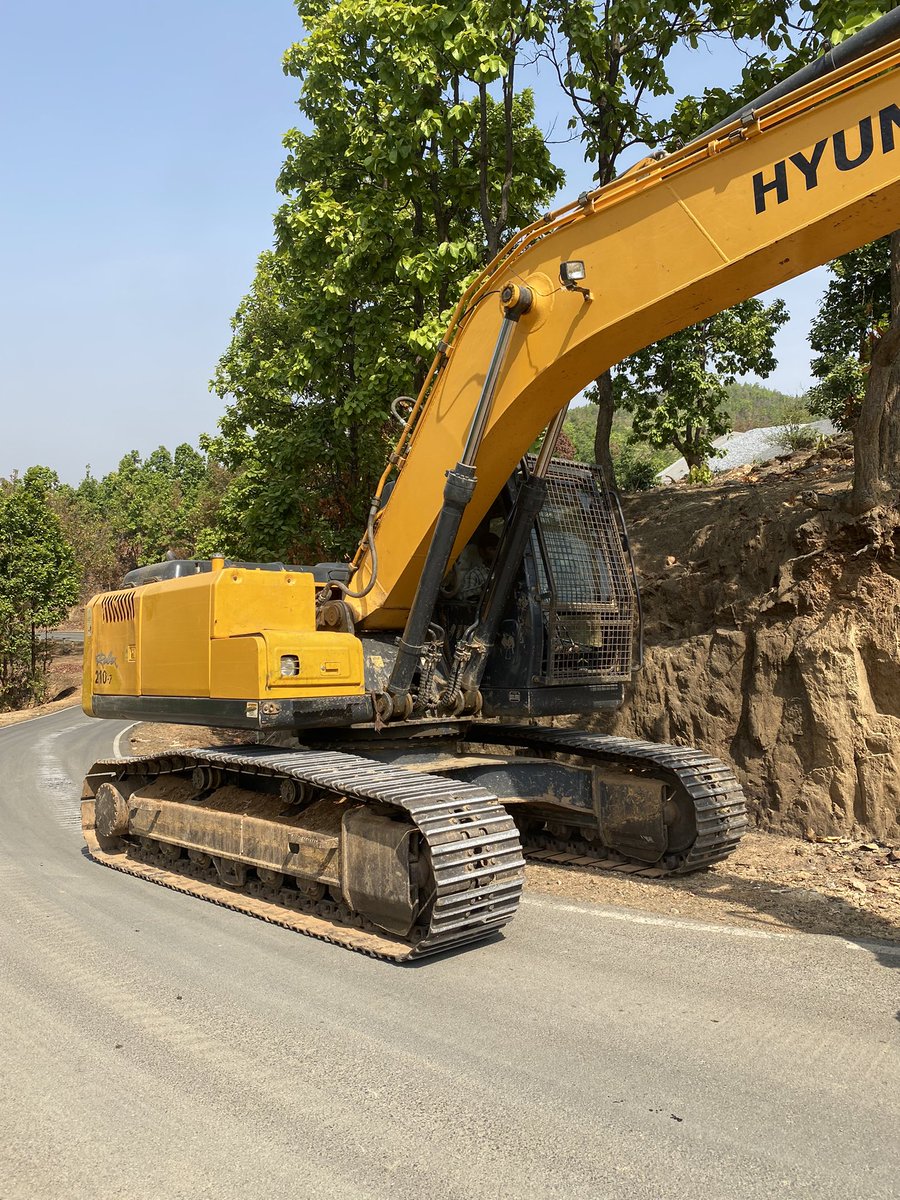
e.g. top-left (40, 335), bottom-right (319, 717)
top-left (527, 830), bottom-right (900, 943)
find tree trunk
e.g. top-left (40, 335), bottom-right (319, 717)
top-left (851, 231), bottom-right (900, 513)
top-left (593, 370), bottom-right (616, 488)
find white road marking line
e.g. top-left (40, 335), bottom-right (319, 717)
top-left (523, 894), bottom-right (900, 956)
top-left (525, 894), bottom-right (789, 939)
top-left (112, 722), bottom-right (138, 759)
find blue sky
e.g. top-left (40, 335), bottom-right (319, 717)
top-left (1, 2), bottom-right (824, 484)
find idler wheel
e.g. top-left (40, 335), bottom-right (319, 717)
top-left (94, 782), bottom-right (130, 848)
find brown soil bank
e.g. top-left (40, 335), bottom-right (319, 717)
top-left (595, 437), bottom-right (900, 843)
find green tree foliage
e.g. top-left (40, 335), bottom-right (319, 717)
top-left (672, 4), bottom-right (897, 508)
top-left (561, 405), bottom-right (676, 490)
top-left (724, 381), bottom-right (806, 431)
top-left (665, 0), bottom-right (881, 140)
top-left (801, 7), bottom-right (900, 512)
top-left (613, 298), bottom-right (789, 471)
top-left (545, 0), bottom-right (791, 185)
top-left (562, 406), bottom-right (601, 462)
top-left (54, 444), bottom-right (229, 597)
top-left (542, 0), bottom-right (797, 479)
top-left (563, 381), bottom-right (799, 485)
top-left (0, 468), bottom-right (79, 708)
top-left (615, 444), bottom-right (668, 491)
top-left (807, 239), bottom-right (891, 431)
top-left (209, 0), bottom-right (563, 563)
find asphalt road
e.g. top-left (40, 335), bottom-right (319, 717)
top-left (1, 708), bottom-right (898, 1200)
top-left (43, 629), bottom-right (84, 644)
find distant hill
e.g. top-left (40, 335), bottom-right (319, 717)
top-left (563, 381), bottom-right (808, 463)
top-left (724, 382), bottom-right (808, 432)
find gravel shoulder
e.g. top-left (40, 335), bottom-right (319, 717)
top-left (527, 832), bottom-right (900, 944)
top-left (0, 697), bottom-right (80, 729)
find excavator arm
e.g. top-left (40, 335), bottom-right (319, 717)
top-left (349, 30), bottom-right (900, 629)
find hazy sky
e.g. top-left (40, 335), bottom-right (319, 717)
top-left (1, 2), bottom-right (824, 484)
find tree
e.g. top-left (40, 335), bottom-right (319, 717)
top-left (807, 233), bottom-right (900, 514)
top-left (208, 0), bottom-right (563, 562)
top-left (614, 298), bottom-right (789, 472)
top-left (809, 6), bottom-right (900, 514)
top-left (807, 238), bottom-right (891, 432)
top-left (0, 467), bottom-right (79, 708)
top-left (542, 0), bottom-right (795, 482)
top-left (54, 444), bottom-right (230, 597)
top-left (678, 3), bottom-right (900, 510)
top-left (850, 231), bottom-right (900, 512)
top-left (562, 405), bottom-right (601, 461)
top-left (725, 380), bottom-right (801, 432)
top-left (791, 5), bottom-right (900, 513)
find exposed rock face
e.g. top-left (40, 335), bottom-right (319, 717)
top-left (595, 446), bottom-right (900, 841)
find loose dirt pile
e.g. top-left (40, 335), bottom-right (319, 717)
top-left (128, 723), bottom-right (255, 754)
top-left (594, 437), bottom-right (900, 845)
top-left (527, 831), bottom-right (900, 943)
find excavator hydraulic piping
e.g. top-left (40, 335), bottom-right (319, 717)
top-left (461, 285), bottom-right (532, 465)
top-left (450, 405), bottom-right (572, 706)
top-left (706, 5), bottom-right (900, 136)
top-left (381, 460), bottom-right (477, 714)
top-left (384, 292), bottom-right (532, 715)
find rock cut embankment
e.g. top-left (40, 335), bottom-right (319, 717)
top-left (595, 440), bottom-right (900, 842)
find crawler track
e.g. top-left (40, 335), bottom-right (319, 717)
top-left (472, 725), bottom-right (749, 876)
top-left (82, 745), bottom-right (525, 962)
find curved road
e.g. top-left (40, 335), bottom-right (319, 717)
top-left (1, 708), bottom-right (898, 1199)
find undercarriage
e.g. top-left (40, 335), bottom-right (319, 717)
top-left (82, 725), bottom-right (747, 961)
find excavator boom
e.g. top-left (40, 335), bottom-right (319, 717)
top-left (351, 35), bottom-right (900, 626)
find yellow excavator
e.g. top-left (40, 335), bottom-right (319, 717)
top-left (81, 14), bottom-right (900, 959)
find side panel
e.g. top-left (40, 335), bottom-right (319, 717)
top-left (84, 591), bottom-right (140, 705)
top-left (86, 567), bottom-right (365, 711)
top-left (142, 574), bottom-right (212, 696)
top-left (211, 567), bottom-right (316, 637)
top-left (209, 636), bottom-right (267, 700)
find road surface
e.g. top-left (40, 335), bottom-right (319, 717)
top-left (43, 629), bottom-right (84, 644)
top-left (1, 708), bottom-right (898, 1199)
